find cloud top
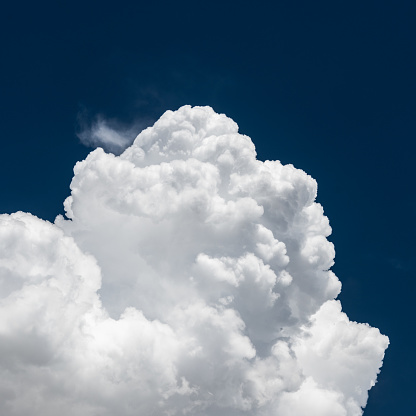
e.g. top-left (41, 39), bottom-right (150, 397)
top-left (0, 106), bottom-right (388, 415)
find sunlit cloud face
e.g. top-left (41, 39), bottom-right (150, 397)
top-left (0, 106), bottom-right (388, 415)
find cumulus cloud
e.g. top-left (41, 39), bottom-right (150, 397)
top-left (0, 106), bottom-right (388, 415)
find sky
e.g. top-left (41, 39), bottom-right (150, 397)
top-left (0, 1), bottom-right (415, 414)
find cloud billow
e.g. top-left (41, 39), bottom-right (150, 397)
top-left (0, 106), bottom-right (388, 415)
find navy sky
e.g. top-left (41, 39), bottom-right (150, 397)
top-left (1, 1), bottom-right (415, 413)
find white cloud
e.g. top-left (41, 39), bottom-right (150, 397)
top-left (76, 111), bottom-right (150, 154)
top-left (0, 106), bottom-right (388, 415)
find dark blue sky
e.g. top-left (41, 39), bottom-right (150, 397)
top-left (1, 1), bottom-right (415, 413)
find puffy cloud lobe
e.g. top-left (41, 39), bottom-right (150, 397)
top-left (0, 106), bottom-right (388, 415)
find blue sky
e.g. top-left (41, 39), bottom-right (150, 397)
top-left (1, 1), bottom-right (415, 414)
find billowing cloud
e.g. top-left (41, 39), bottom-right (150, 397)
top-left (0, 106), bottom-right (388, 415)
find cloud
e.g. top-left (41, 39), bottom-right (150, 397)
top-left (0, 106), bottom-right (388, 415)
top-left (76, 109), bottom-right (151, 154)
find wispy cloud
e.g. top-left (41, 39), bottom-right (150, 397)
top-left (76, 108), bottom-right (152, 154)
